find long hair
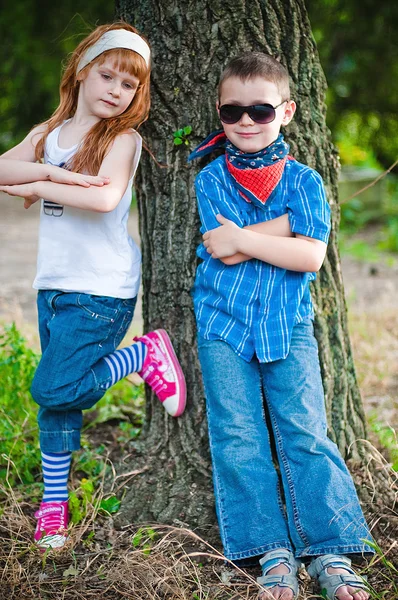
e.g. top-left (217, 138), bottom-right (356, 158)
top-left (34, 22), bottom-right (151, 175)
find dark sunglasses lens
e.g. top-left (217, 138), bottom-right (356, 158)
top-left (249, 105), bottom-right (275, 124)
top-left (219, 105), bottom-right (243, 124)
top-left (220, 104), bottom-right (276, 124)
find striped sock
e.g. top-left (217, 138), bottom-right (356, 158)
top-left (102, 341), bottom-right (146, 388)
top-left (41, 451), bottom-right (72, 502)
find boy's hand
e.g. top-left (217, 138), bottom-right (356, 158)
top-left (0, 183), bottom-right (41, 208)
top-left (203, 214), bottom-right (242, 258)
top-left (47, 166), bottom-right (110, 187)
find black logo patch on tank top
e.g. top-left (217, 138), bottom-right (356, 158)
top-left (43, 161), bottom-right (66, 217)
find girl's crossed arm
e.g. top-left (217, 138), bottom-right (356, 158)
top-left (0, 132), bottom-right (135, 212)
top-left (0, 125), bottom-right (109, 188)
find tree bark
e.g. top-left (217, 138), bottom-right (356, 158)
top-left (114, 0), bottom-right (368, 534)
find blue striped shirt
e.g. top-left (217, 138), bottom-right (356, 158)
top-left (192, 156), bottom-right (331, 363)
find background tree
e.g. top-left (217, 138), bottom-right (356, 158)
top-left (113, 0), bottom-right (373, 533)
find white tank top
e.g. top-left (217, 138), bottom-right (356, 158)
top-left (33, 122), bottom-right (142, 299)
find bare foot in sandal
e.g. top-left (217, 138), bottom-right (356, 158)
top-left (257, 549), bottom-right (300, 599)
top-left (258, 560), bottom-right (294, 599)
top-left (307, 555), bottom-right (369, 600)
top-left (327, 564), bottom-right (369, 600)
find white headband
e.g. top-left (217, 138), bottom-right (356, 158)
top-left (77, 29), bottom-right (150, 73)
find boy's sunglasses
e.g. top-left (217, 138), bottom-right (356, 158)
top-left (219, 100), bottom-right (287, 125)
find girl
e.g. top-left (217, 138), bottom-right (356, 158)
top-left (0, 22), bottom-right (186, 550)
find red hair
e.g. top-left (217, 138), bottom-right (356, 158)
top-left (34, 22), bottom-right (150, 175)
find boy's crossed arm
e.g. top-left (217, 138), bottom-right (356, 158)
top-left (219, 213), bottom-right (293, 265)
top-left (198, 168), bottom-right (330, 273)
top-left (203, 213), bottom-right (327, 273)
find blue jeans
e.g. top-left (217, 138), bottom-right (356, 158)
top-left (198, 318), bottom-right (373, 561)
top-left (31, 290), bottom-right (137, 452)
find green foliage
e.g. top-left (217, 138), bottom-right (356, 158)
top-left (307, 0), bottom-right (398, 167)
top-left (89, 377), bottom-right (144, 430)
top-left (0, 324), bottom-right (40, 486)
top-left (377, 178), bottom-right (398, 253)
top-left (0, 323), bottom-right (145, 520)
top-left (99, 495), bottom-right (121, 515)
top-left (336, 130), bottom-right (382, 170)
top-left (378, 217), bottom-right (398, 253)
top-left (338, 172), bottom-right (398, 257)
top-left (0, 2), bottom-right (113, 153)
top-left (363, 539), bottom-right (398, 599)
top-left (340, 196), bottom-right (382, 233)
top-left (368, 414), bottom-right (398, 471)
top-left (131, 526), bottom-right (158, 555)
top-left (337, 236), bottom-right (384, 263)
top-left (173, 126), bottom-right (192, 146)
top-left (69, 477), bottom-right (95, 524)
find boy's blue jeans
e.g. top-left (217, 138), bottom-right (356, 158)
top-left (198, 318), bottom-right (373, 561)
top-left (31, 290), bottom-right (137, 453)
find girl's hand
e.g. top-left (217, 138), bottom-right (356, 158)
top-left (202, 214), bottom-right (242, 258)
top-left (0, 183), bottom-right (41, 208)
top-left (47, 166), bottom-right (110, 187)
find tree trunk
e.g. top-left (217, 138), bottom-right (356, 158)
top-left (113, 0), bottom-right (368, 534)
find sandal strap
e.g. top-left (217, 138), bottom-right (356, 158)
top-left (308, 554), bottom-right (368, 600)
top-left (257, 573), bottom-right (299, 596)
top-left (259, 549), bottom-right (301, 576)
top-left (318, 573), bottom-right (368, 599)
top-left (307, 554), bottom-right (353, 578)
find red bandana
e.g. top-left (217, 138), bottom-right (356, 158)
top-left (226, 155), bottom-right (288, 205)
top-left (189, 130), bottom-right (293, 209)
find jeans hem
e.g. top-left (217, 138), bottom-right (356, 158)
top-left (296, 543), bottom-right (375, 559)
top-left (39, 429), bottom-right (81, 452)
top-left (224, 541), bottom-right (294, 561)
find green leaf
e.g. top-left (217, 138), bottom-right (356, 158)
top-left (183, 125), bottom-right (192, 135)
top-left (100, 496), bottom-right (121, 514)
top-left (174, 138), bottom-right (183, 146)
top-left (132, 529), bottom-right (143, 547)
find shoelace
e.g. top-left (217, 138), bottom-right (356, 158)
top-left (143, 365), bottom-right (169, 395)
top-left (37, 509), bottom-right (66, 533)
top-left (143, 339), bottom-right (171, 377)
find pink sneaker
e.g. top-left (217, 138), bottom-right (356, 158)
top-left (34, 501), bottom-right (69, 550)
top-left (134, 329), bottom-right (186, 417)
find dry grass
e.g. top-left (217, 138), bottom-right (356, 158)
top-left (1, 445), bottom-right (397, 600)
top-left (0, 484), bottom-right (298, 600)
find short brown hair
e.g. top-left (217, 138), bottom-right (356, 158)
top-left (219, 52), bottom-right (290, 101)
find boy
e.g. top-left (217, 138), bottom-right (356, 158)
top-left (189, 53), bottom-right (372, 600)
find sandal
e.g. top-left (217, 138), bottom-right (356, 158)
top-left (257, 548), bottom-right (301, 598)
top-left (307, 554), bottom-right (368, 599)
